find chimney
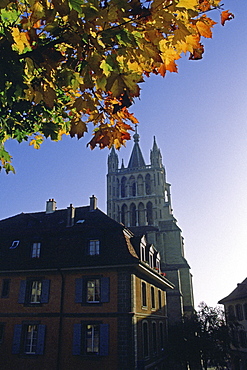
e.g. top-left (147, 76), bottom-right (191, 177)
top-left (89, 195), bottom-right (97, 211)
top-left (46, 199), bottom-right (56, 214)
top-left (67, 204), bottom-right (75, 227)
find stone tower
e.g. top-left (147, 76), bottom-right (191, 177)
top-left (107, 130), bottom-right (194, 322)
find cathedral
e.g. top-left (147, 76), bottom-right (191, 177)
top-left (107, 130), bottom-right (194, 322)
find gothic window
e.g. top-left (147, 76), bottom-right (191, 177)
top-left (142, 321), bottom-right (149, 358)
top-left (145, 174), bottom-right (152, 195)
top-left (130, 203), bottom-right (137, 226)
top-left (147, 201), bottom-right (153, 225)
top-left (137, 175), bottom-right (144, 196)
top-left (142, 282), bottom-right (147, 307)
top-left (236, 304), bottom-right (244, 321)
top-left (138, 202), bottom-right (145, 226)
top-left (129, 175), bottom-right (136, 197)
top-left (117, 206), bottom-right (120, 222)
top-left (121, 177), bottom-right (127, 198)
top-left (116, 179), bottom-right (120, 198)
top-left (152, 322), bottom-right (157, 355)
top-left (121, 204), bottom-right (128, 225)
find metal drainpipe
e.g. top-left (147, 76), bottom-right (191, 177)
top-left (57, 269), bottom-right (65, 370)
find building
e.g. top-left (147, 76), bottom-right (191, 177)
top-left (107, 130), bottom-right (194, 323)
top-left (0, 196), bottom-right (173, 370)
top-left (219, 278), bottom-right (247, 370)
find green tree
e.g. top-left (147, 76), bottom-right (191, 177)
top-left (168, 302), bottom-right (231, 370)
top-left (0, 0), bottom-right (233, 172)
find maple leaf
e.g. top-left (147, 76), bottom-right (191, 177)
top-left (0, 0), bottom-right (233, 172)
top-left (221, 10), bottom-right (234, 26)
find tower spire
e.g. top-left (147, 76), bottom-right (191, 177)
top-left (127, 126), bottom-right (145, 168)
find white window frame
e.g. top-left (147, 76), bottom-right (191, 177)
top-left (88, 240), bottom-right (100, 255)
top-left (86, 279), bottom-right (100, 303)
top-left (32, 242), bottom-right (41, 258)
top-left (24, 324), bottom-right (38, 354)
top-left (30, 281), bottom-right (42, 304)
top-left (86, 324), bottom-right (100, 354)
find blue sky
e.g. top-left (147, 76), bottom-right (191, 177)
top-left (1, 0), bottom-right (246, 308)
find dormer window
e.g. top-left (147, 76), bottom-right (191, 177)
top-left (156, 253), bottom-right (161, 272)
top-left (10, 240), bottom-right (19, 249)
top-left (32, 243), bottom-right (41, 258)
top-left (149, 246), bottom-right (154, 268)
top-left (88, 240), bottom-right (100, 255)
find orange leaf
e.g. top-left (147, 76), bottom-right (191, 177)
top-left (221, 10), bottom-right (234, 26)
top-left (196, 16), bottom-right (217, 38)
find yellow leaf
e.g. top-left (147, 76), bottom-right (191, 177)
top-left (176, 0), bottom-right (198, 10)
top-left (29, 135), bottom-right (44, 149)
top-left (11, 28), bottom-right (30, 53)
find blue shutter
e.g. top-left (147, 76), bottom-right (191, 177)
top-left (75, 278), bottom-right (83, 303)
top-left (73, 323), bottom-right (82, 355)
top-left (40, 279), bottom-right (50, 303)
top-left (101, 277), bottom-right (110, 303)
top-left (12, 324), bottom-right (22, 354)
top-left (18, 280), bottom-right (27, 304)
top-left (36, 325), bottom-right (46, 355)
top-left (99, 324), bottom-right (109, 356)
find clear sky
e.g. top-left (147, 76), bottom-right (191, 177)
top-left (0, 0), bottom-right (246, 309)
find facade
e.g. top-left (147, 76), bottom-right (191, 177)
top-left (0, 196), bottom-right (173, 370)
top-left (219, 278), bottom-right (247, 370)
top-left (107, 131), bottom-right (194, 323)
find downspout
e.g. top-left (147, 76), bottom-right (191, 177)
top-left (57, 269), bottom-right (65, 370)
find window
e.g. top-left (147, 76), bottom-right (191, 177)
top-left (140, 243), bottom-right (146, 262)
top-left (158, 290), bottom-right (162, 310)
top-left (0, 323), bottom-right (5, 344)
top-left (236, 304), bottom-right (244, 321)
top-left (239, 331), bottom-right (247, 348)
top-left (151, 286), bottom-right (155, 309)
top-left (12, 323), bottom-right (46, 355)
top-left (152, 322), bottom-right (157, 355)
top-left (159, 322), bottom-right (164, 351)
top-left (1, 279), bottom-right (10, 298)
top-left (31, 243), bottom-right (41, 258)
top-left (73, 322), bottom-right (109, 356)
top-left (142, 321), bottom-right (149, 358)
top-left (149, 247), bottom-right (154, 268)
top-left (142, 282), bottom-right (147, 307)
top-left (75, 277), bottom-right (109, 304)
top-left (87, 279), bottom-right (100, 303)
top-left (244, 303), bottom-right (247, 320)
top-left (18, 279), bottom-right (50, 305)
top-left (10, 240), bottom-right (19, 249)
top-left (88, 240), bottom-right (100, 255)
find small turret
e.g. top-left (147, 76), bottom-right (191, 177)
top-left (150, 136), bottom-right (162, 168)
top-left (107, 147), bottom-right (119, 173)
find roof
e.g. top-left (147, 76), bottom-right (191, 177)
top-left (128, 131), bottom-right (146, 168)
top-left (0, 206), bottom-right (140, 271)
top-left (219, 278), bottom-right (247, 304)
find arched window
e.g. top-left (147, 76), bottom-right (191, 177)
top-left (137, 175), bottom-right (144, 196)
top-left (145, 174), bottom-right (152, 195)
top-left (147, 201), bottom-right (153, 225)
top-left (121, 177), bottom-right (127, 198)
top-left (236, 304), bottom-right (244, 321)
top-left (129, 175), bottom-right (136, 197)
top-left (116, 179), bottom-right (120, 198)
top-left (130, 203), bottom-right (137, 226)
top-left (159, 322), bottom-right (164, 351)
top-left (152, 322), bottom-right (157, 355)
top-left (138, 202), bottom-right (145, 226)
top-left (142, 321), bottom-right (149, 358)
top-left (121, 204), bottom-right (128, 225)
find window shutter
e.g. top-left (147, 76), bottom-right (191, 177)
top-left (12, 324), bottom-right (22, 354)
top-left (18, 280), bottom-right (27, 304)
top-left (101, 277), bottom-right (110, 303)
top-left (36, 324), bottom-right (46, 355)
top-left (40, 279), bottom-right (50, 303)
top-left (75, 278), bottom-right (83, 303)
top-left (73, 323), bottom-right (82, 355)
top-left (99, 324), bottom-right (109, 356)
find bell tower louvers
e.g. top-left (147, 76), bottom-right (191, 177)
top-left (107, 132), bottom-right (194, 322)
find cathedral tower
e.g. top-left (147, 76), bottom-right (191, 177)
top-left (107, 131), bottom-right (194, 322)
